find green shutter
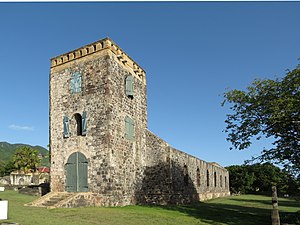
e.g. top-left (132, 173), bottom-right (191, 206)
top-left (125, 116), bottom-right (135, 140)
top-left (70, 72), bottom-right (82, 94)
top-left (125, 75), bottom-right (134, 97)
top-left (125, 116), bottom-right (130, 139)
top-left (130, 117), bottom-right (135, 139)
top-left (63, 116), bottom-right (70, 138)
top-left (82, 111), bottom-right (87, 136)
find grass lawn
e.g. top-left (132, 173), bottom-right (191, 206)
top-left (0, 191), bottom-right (299, 225)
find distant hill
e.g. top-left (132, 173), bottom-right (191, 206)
top-left (0, 142), bottom-right (49, 167)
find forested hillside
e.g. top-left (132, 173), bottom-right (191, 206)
top-left (0, 141), bottom-right (49, 167)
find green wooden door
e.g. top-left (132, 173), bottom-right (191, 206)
top-left (66, 153), bottom-right (77, 192)
top-left (65, 152), bottom-right (88, 192)
top-left (77, 153), bottom-right (88, 192)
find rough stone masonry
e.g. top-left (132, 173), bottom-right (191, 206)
top-left (49, 37), bottom-right (230, 207)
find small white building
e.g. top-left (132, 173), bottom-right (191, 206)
top-left (10, 167), bottom-right (50, 186)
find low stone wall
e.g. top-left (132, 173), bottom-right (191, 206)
top-left (18, 186), bottom-right (40, 196)
top-left (199, 192), bottom-right (230, 201)
top-left (55, 193), bottom-right (132, 208)
top-left (4, 183), bottom-right (50, 197)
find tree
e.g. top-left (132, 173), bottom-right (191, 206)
top-left (0, 160), bottom-right (15, 176)
top-left (249, 163), bottom-right (284, 193)
top-left (0, 161), bottom-right (6, 176)
top-left (12, 146), bottom-right (41, 173)
top-left (222, 64), bottom-right (300, 175)
top-left (226, 163), bottom-right (299, 196)
top-left (226, 165), bottom-right (255, 194)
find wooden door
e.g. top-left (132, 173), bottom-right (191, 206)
top-left (66, 152), bottom-right (88, 192)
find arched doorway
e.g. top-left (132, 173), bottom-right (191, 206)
top-left (65, 152), bottom-right (88, 192)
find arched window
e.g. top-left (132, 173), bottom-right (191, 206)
top-left (19, 178), bottom-right (25, 185)
top-left (214, 172), bottom-right (217, 187)
top-left (72, 111), bottom-right (87, 136)
top-left (225, 176), bottom-right (227, 188)
top-left (196, 168), bottom-right (200, 187)
top-left (183, 165), bottom-right (188, 185)
top-left (207, 170), bottom-right (209, 187)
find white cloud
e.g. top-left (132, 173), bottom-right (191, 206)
top-left (8, 124), bottom-right (34, 131)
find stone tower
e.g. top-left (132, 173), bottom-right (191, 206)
top-left (50, 38), bottom-right (147, 205)
top-left (47, 37), bottom-right (230, 208)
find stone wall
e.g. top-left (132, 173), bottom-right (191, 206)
top-left (99, 51), bottom-right (147, 199)
top-left (50, 50), bottom-right (112, 193)
top-left (136, 130), bottom-right (230, 203)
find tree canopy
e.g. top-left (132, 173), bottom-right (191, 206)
top-left (0, 160), bottom-right (15, 177)
top-left (12, 146), bottom-right (41, 173)
top-left (226, 163), bottom-right (299, 196)
top-left (223, 64), bottom-right (300, 175)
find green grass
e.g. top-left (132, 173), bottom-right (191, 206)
top-left (0, 191), bottom-right (299, 225)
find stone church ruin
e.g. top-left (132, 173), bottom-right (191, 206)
top-left (30, 38), bottom-right (230, 208)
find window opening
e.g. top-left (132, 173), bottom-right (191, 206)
top-left (196, 168), bottom-right (200, 187)
top-left (74, 113), bottom-right (82, 136)
top-left (207, 170), bottom-right (209, 187)
top-left (214, 172), bottom-right (217, 187)
top-left (183, 165), bottom-right (188, 185)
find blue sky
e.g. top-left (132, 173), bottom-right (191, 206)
top-left (0, 2), bottom-right (300, 167)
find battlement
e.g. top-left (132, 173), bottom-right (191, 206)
top-left (50, 38), bottom-right (146, 84)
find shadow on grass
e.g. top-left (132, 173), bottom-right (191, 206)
top-left (150, 202), bottom-right (272, 225)
top-left (149, 199), bottom-right (300, 225)
top-left (281, 211), bottom-right (300, 224)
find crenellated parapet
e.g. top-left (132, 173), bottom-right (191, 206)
top-left (50, 38), bottom-right (146, 84)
